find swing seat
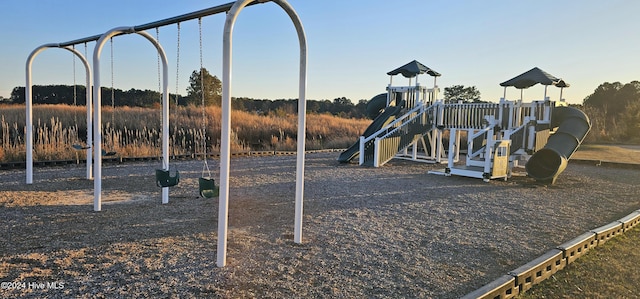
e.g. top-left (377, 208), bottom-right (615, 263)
top-left (102, 149), bottom-right (117, 156)
top-left (156, 169), bottom-right (180, 187)
top-left (72, 144), bottom-right (91, 150)
top-left (199, 177), bottom-right (219, 198)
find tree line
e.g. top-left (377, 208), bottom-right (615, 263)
top-left (9, 68), bottom-right (369, 119)
top-left (9, 85), bottom-right (369, 119)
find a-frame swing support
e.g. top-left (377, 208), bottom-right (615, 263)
top-left (92, 28), bottom-right (172, 211)
top-left (219, 0), bottom-right (307, 267)
top-left (24, 0), bottom-right (307, 268)
top-left (26, 44), bottom-right (93, 182)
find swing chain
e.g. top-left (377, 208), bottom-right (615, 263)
top-left (175, 22), bottom-right (181, 106)
top-left (110, 37), bottom-right (116, 127)
top-left (198, 17), bottom-right (212, 179)
top-left (156, 27), bottom-right (161, 99)
top-left (110, 38), bottom-right (115, 109)
top-left (72, 45), bottom-right (77, 106)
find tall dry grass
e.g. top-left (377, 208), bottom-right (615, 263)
top-left (0, 104), bottom-right (370, 162)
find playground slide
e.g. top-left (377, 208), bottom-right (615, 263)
top-left (525, 106), bottom-right (591, 184)
top-left (365, 93), bottom-right (388, 119)
top-left (338, 105), bottom-right (403, 163)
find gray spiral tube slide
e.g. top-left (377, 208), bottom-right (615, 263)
top-left (525, 106), bottom-right (591, 184)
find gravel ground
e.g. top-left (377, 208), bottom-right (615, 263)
top-left (1, 152), bottom-right (639, 298)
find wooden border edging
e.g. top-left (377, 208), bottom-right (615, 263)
top-left (463, 208), bottom-right (640, 298)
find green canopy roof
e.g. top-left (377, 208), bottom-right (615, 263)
top-left (500, 67), bottom-right (564, 89)
top-left (387, 60), bottom-right (441, 78)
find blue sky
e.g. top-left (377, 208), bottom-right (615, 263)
top-left (1, 0), bottom-right (638, 105)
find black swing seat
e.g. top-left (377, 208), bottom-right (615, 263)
top-left (102, 149), bottom-right (117, 156)
top-left (156, 169), bottom-right (180, 187)
top-left (72, 144), bottom-right (91, 150)
top-left (199, 177), bottom-right (219, 198)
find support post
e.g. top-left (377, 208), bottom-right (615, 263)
top-left (25, 44), bottom-right (94, 183)
top-left (92, 27), bottom-right (169, 211)
top-left (25, 44), bottom-right (58, 184)
top-left (218, 0), bottom-right (307, 267)
top-left (373, 137), bottom-right (380, 167)
top-left (448, 128), bottom-right (457, 169)
top-left (359, 136), bottom-right (365, 165)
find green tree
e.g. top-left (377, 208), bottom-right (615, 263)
top-left (186, 68), bottom-right (222, 106)
top-left (583, 82), bottom-right (623, 115)
top-left (622, 101), bottom-right (640, 141)
top-left (583, 81), bottom-right (640, 142)
top-left (444, 85), bottom-right (481, 103)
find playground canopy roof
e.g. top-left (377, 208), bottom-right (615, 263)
top-left (556, 79), bottom-right (570, 88)
top-left (387, 60), bottom-right (441, 78)
top-left (500, 67), bottom-right (566, 89)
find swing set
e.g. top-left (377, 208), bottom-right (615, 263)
top-left (24, 0), bottom-right (307, 268)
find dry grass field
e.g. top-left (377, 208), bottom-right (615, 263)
top-left (0, 103), bottom-right (370, 163)
top-left (572, 144), bottom-right (640, 164)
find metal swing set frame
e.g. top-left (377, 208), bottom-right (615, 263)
top-left (24, 0), bottom-right (308, 267)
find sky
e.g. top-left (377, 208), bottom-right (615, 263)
top-left (1, 0), bottom-right (639, 105)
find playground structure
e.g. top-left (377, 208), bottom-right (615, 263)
top-left (24, 0), bottom-right (307, 267)
top-left (339, 61), bottom-right (591, 184)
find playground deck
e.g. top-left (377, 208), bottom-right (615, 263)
top-left (1, 152), bottom-right (639, 298)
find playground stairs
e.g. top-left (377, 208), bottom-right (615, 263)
top-left (359, 103), bottom-right (437, 167)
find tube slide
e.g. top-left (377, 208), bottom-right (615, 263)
top-left (525, 106), bottom-right (591, 184)
top-left (338, 104), bottom-right (403, 163)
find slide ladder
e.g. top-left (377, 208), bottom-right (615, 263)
top-left (360, 103), bottom-right (436, 166)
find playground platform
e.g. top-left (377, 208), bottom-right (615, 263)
top-left (339, 61), bottom-right (590, 185)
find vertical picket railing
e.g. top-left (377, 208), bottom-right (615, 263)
top-left (357, 97), bottom-right (555, 167)
top-left (359, 103), bottom-right (435, 166)
top-left (374, 106), bottom-right (435, 166)
top-left (441, 103), bottom-right (500, 129)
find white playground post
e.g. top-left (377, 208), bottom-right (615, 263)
top-left (218, 0), bottom-right (307, 267)
top-left (25, 44), bottom-right (93, 183)
top-left (92, 27), bottom-right (170, 211)
top-left (25, 44), bottom-right (57, 184)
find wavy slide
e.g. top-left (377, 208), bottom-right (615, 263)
top-left (525, 106), bottom-right (591, 184)
top-left (338, 104), bottom-right (403, 163)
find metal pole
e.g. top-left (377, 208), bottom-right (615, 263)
top-left (25, 44), bottom-right (59, 184)
top-left (56, 1), bottom-right (265, 48)
top-left (219, 2), bottom-right (238, 269)
top-left (274, 0), bottom-right (307, 247)
top-left (92, 27), bottom-right (133, 211)
top-left (26, 43), bottom-right (94, 183)
top-left (218, 0), bottom-right (307, 267)
top-left (92, 27), bottom-right (170, 211)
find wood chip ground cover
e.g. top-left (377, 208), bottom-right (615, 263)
top-left (1, 152), bottom-right (639, 298)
